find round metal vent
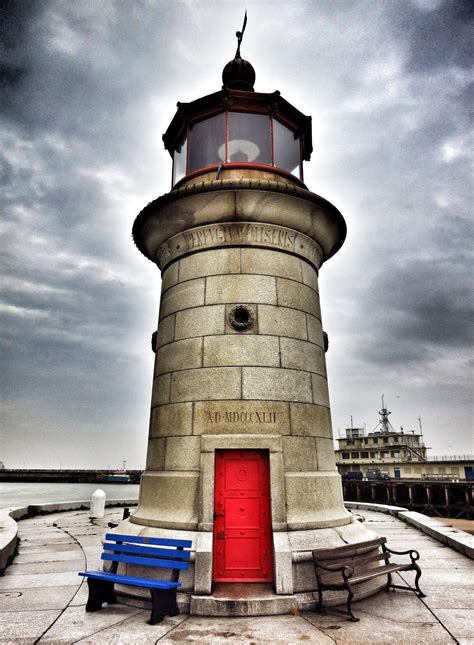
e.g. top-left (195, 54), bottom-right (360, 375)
top-left (228, 305), bottom-right (254, 331)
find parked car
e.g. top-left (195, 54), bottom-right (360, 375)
top-left (342, 471), bottom-right (363, 480)
top-left (366, 469), bottom-right (390, 480)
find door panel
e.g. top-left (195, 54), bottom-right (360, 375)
top-left (213, 449), bottom-right (272, 582)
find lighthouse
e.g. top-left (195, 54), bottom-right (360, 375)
top-left (121, 24), bottom-right (376, 614)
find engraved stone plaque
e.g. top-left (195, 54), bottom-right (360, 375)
top-left (193, 401), bottom-right (291, 435)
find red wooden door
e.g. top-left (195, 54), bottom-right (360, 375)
top-left (213, 449), bottom-right (272, 582)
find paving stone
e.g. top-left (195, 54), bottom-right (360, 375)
top-left (68, 581), bottom-right (89, 606)
top-left (0, 571), bottom-right (80, 590)
top-left (305, 610), bottom-right (456, 644)
top-left (13, 550), bottom-right (84, 564)
top-left (37, 604), bottom-right (142, 643)
top-left (0, 609), bottom-right (61, 642)
top-left (68, 524), bottom-right (103, 532)
top-left (77, 612), bottom-right (188, 644)
top-left (348, 589), bottom-right (435, 622)
top-left (19, 536), bottom-right (75, 545)
top-left (20, 530), bottom-right (74, 539)
top-left (157, 615), bottom-right (334, 644)
top-left (17, 529), bottom-right (66, 536)
top-left (433, 609), bottom-right (474, 640)
top-left (403, 568), bottom-right (472, 588)
top-left (422, 585), bottom-right (474, 609)
top-left (417, 557), bottom-right (473, 569)
top-left (68, 535), bottom-right (107, 547)
top-left (411, 546), bottom-right (471, 559)
top-left (0, 585), bottom-right (77, 611)
top-left (6, 559), bottom-right (85, 575)
top-left (17, 543), bottom-right (79, 554)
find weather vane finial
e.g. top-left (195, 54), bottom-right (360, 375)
top-left (235, 10), bottom-right (247, 59)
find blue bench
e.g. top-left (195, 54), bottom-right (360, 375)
top-left (79, 533), bottom-right (192, 624)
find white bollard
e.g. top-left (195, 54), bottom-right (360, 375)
top-left (90, 489), bottom-right (106, 519)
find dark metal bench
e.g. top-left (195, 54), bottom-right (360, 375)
top-left (79, 533), bottom-right (192, 624)
top-left (312, 536), bottom-right (424, 622)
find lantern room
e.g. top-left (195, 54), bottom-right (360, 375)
top-left (163, 55), bottom-right (313, 187)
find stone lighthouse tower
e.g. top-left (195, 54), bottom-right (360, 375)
top-left (123, 28), bottom-right (375, 613)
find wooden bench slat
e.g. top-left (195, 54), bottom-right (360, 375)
top-left (78, 570), bottom-right (181, 589)
top-left (105, 533), bottom-right (192, 548)
top-left (350, 563), bottom-right (410, 585)
top-left (314, 552), bottom-right (390, 573)
top-left (103, 543), bottom-right (191, 560)
top-left (101, 553), bottom-right (189, 569)
top-left (312, 537), bottom-right (386, 560)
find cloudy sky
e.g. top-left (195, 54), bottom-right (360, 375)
top-left (1, 0), bottom-right (472, 469)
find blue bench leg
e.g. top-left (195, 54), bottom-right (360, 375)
top-left (149, 589), bottom-right (179, 625)
top-left (86, 579), bottom-right (117, 612)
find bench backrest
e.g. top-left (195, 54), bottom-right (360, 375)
top-left (102, 533), bottom-right (192, 574)
top-left (312, 537), bottom-right (388, 584)
top-left (312, 537), bottom-right (386, 562)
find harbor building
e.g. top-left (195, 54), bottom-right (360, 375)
top-left (336, 401), bottom-right (473, 481)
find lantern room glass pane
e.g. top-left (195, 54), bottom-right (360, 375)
top-left (273, 119), bottom-right (300, 174)
top-left (188, 112), bottom-right (225, 172)
top-left (228, 112), bottom-right (271, 164)
top-left (173, 136), bottom-right (187, 185)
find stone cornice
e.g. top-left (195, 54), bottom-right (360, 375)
top-left (132, 178), bottom-right (346, 266)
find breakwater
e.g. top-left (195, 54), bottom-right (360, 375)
top-left (0, 469), bottom-right (142, 484)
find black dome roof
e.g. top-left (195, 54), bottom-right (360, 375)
top-left (222, 56), bottom-right (256, 91)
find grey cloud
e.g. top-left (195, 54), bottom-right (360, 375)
top-left (390, 0), bottom-right (473, 72)
top-left (1, 0), bottom-right (471, 466)
top-left (350, 250), bottom-right (473, 369)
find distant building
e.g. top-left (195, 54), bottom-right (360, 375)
top-left (335, 401), bottom-right (473, 480)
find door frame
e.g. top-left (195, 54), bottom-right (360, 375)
top-left (198, 434), bottom-right (286, 533)
top-left (213, 448), bottom-right (273, 582)
top-left (194, 435), bottom-right (293, 596)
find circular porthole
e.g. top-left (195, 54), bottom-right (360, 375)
top-left (228, 305), bottom-right (254, 331)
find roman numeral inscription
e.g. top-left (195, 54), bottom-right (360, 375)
top-left (193, 401), bottom-right (290, 435)
top-left (206, 410), bottom-right (277, 424)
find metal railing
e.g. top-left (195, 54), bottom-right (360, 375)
top-left (428, 455), bottom-right (473, 462)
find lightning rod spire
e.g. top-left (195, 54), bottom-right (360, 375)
top-left (235, 10), bottom-right (248, 59)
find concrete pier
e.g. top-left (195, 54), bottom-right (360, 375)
top-left (1, 504), bottom-right (472, 643)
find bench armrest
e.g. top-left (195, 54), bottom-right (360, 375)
top-left (314, 561), bottom-right (354, 580)
top-left (383, 546), bottom-right (420, 562)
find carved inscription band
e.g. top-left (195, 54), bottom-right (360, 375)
top-left (156, 222), bottom-right (323, 270)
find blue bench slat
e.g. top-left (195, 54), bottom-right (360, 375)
top-left (101, 553), bottom-right (189, 569)
top-left (79, 570), bottom-right (181, 589)
top-left (105, 533), bottom-right (192, 548)
top-left (103, 543), bottom-right (191, 560)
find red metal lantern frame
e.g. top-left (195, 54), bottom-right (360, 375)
top-left (163, 88), bottom-right (313, 188)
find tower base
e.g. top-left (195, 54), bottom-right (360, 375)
top-left (108, 515), bottom-right (385, 615)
